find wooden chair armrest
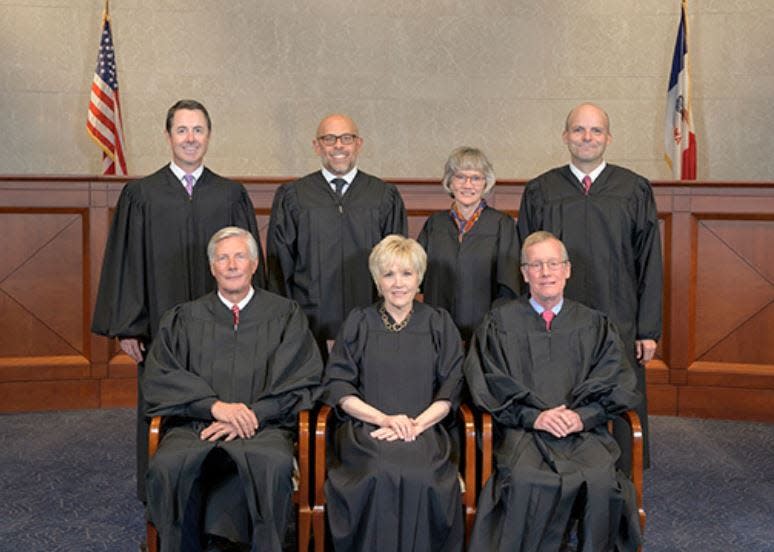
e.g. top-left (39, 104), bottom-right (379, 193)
top-left (458, 403), bottom-right (477, 543)
top-left (148, 416), bottom-right (163, 458)
top-left (458, 404), bottom-right (477, 505)
top-left (620, 409), bottom-right (645, 532)
top-left (314, 405), bottom-right (332, 509)
top-left (296, 410), bottom-right (310, 506)
top-left (481, 412), bottom-right (493, 487)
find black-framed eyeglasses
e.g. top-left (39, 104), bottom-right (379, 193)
top-left (521, 260), bottom-right (568, 272)
top-left (317, 133), bottom-right (358, 146)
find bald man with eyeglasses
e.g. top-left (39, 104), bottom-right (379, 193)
top-left (266, 114), bottom-right (407, 354)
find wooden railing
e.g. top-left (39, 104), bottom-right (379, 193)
top-left (1, 175), bottom-right (772, 420)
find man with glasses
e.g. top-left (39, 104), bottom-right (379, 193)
top-left (517, 102), bottom-right (662, 468)
top-left (266, 114), bottom-right (407, 353)
top-left (465, 230), bottom-right (642, 552)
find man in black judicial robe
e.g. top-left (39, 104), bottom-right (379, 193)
top-left (464, 231), bottom-right (641, 552)
top-left (517, 102), bottom-right (662, 466)
top-left (266, 114), bottom-right (407, 350)
top-left (143, 227), bottom-right (322, 552)
top-left (91, 100), bottom-right (265, 500)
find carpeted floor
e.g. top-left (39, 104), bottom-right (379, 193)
top-left (1, 409), bottom-right (772, 551)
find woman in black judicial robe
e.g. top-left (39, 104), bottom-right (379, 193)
top-left (418, 147), bottom-right (519, 342)
top-left (322, 235), bottom-right (465, 552)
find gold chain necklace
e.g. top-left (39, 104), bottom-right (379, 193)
top-left (379, 304), bottom-right (413, 333)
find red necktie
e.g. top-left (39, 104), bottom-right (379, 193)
top-left (582, 175), bottom-right (592, 195)
top-left (541, 310), bottom-right (555, 331)
top-left (232, 304), bottom-right (240, 331)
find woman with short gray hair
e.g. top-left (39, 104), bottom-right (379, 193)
top-left (418, 147), bottom-right (520, 342)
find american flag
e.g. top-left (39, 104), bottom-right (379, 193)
top-left (86, 0), bottom-right (127, 175)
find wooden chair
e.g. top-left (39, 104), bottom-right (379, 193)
top-left (312, 403), bottom-right (478, 551)
top-left (480, 409), bottom-right (646, 538)
top-left (145, 411), bottom-right (313, 552)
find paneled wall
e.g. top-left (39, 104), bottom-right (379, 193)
top-left (1, 176), bottom-right (772, 421)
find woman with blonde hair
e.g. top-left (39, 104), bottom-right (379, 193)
top-left (321, 235), bottom-right (465, 551)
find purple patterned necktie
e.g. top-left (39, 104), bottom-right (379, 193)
top-left (183, 173), bottom-right (195, 196)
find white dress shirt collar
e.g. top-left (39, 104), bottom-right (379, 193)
top-left (321, 166), bottom-right (358, 193)
top-left (529, 296), bottom-right (563, 316)
top-left (569, 161), bottom-right (606, 185)
top-left (169, 162), bottom-right (204, 184)
top-left (217, 287), bottom-right (255, 311)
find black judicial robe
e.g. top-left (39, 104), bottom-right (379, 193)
top-left (143, 291), bottom-right (322, 552)
top-left (91, 165), bottom-right (266, 500)
top-left (517, 164), bottom-right (662, 462)
top-left (266, 170), bottom-right (407, 344)
top-left (464, 298), bottom-right (642, 552)
top-left (418, 207), bottom-right (520, 341)
top-left (92, 165), bottom-right (266, 343)
top-left (322, 302), bottom-right (465, 552)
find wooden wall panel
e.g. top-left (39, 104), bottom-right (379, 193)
top-left (0, 176), bottom-right (772, 421)
top-left (695, 218), bottom-right (774, 363)
top-left (678, 386), bottom-right (774, 421)
top-left (0, 379), bottom-right (99, 412)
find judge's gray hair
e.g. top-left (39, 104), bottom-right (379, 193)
top-left (207, 227), bottom-right (259, 262)
top-left (441, 146), bottom-right (496, 197)
top-left (520, 231), bottom-right (569, 264)
top-left (369, 235), bottom-right (427, 286)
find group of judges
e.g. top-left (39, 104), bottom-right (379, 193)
top-left (92, 99), bottom-right (661, 552)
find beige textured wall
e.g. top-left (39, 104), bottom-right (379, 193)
top-left (1, 0), bottom-right (772, 180)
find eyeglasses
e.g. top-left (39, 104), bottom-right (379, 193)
top-left (317, 133), bottom-right (358, 146)
top-left (452, 173), bottom-right (485, 185)
top-left (521, 260), bottom-right (568, 272)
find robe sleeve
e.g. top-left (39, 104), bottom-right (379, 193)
top-left (463, 312), bottom-right (542, 429)
top-left (571, 318), bottom-right (641, 431)
top-left (247, 301), bottom-right (323, 424)
top-left (494, 213), bottom-right (521, 302)
top-left (321, 309), bottom-right (368, 406)
top-left (516, 181), bottom-right (543, 245)
top-left (631, 180), bottom-right (663, 341)
top-left (380, 184), bottom-right (408, 237)
top-left (430, 309), bottom-right (464, 409)
top-left (515, 184), bottom-right (543, 296)
top-left (91, 184), bottom-right (150, 340)
top-left (232, 184), bottom-right (267, 290)
top-left (416, 216), bottom-right (430, 251)
top-left (142, 306), bottom-right (218, 419)
top-left (265, 184), bottom-right (296, 297)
